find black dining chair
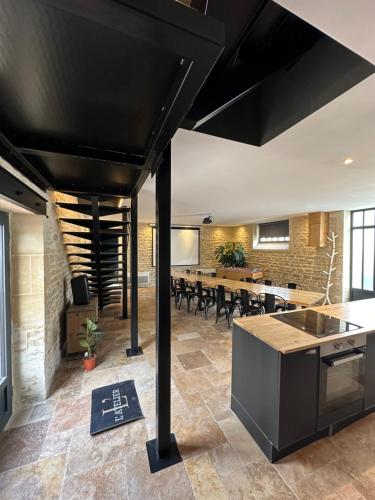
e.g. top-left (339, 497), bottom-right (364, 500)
top-left (279, 282), bottom-right (303, 290)
top-left (258, 293), bottom-right (287, 314)
top-left (176, 277), bottom-right (197, 312)
top-left (279, 282), bottom-right (302, 310)
top-left (215, 285), bottom-right (236, 328)
top-left (170, 276), bottom-right (181, 300)
top-left (257, 279), bottom-right (277, 287)
top-left (195, 281), bottom-right (214, 319)
top-left (185, 269), bottom-right (191, 275)
top-left (196, 271), bottom-right (202, 276)
top-left (238, 289), bottom-right (263, 317)
top-left (245, 277), bottom-right (256, 283)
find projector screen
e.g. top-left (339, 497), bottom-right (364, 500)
top-left (152, 227), bottom-right (200, 266)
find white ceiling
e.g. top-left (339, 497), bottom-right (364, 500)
top-left (138, 3), bottom-right (375, 226)
top-left (275, 0), bottom-right (375, 64)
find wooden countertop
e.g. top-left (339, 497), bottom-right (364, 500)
top-left (234, 299), bottom-right (375, 354)
top-left (172, 271), bottom-right (324, 307)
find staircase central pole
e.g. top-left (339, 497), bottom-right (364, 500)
top-left (126, 195), bottom-right (142, 357)
top-left (91, 196), bottom-right (103, 310)
top-left (121, 210), bottom-right (128, 319)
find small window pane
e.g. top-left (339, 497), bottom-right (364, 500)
top-left (364, 210), bottom-right (375, 226)
top-left (353, 211), bottom-right (363, 227)
top-left (352, 228), bottom-right (363, 288)
top-left (363, 229), bottom-right (374, 291)
top-left (259, 220), bottom-right (289, 243)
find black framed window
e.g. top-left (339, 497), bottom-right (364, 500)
top-left (351, 208), bottom-right (375, 300)
top-left (259, 220), bottom-right (289, 243)
top-left (0, 211), bottom-right (12, 431)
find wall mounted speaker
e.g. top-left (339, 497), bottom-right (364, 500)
top-left (71, 275), bottom-right (90, 306)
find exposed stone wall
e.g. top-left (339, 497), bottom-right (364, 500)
top-left (10, 191), bottom-right (72, 409)
top-left (10, 214), bottom-right (46, 409)
top-left (137, 212), bottom-right (346, 304)
top-left (137, 223), bottom-right (236, 285)
top-left (138, 223), bottom-right (154, 284)
top-left (232, 211), bottom-right (345, 304)
top-left (43, 192), bottom-right (73, 395)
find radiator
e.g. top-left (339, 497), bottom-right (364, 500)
top-left (127, 271), bottom-right (150, 287)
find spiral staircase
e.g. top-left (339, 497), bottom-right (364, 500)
top-left (57, 197), bottom-right (130, 311)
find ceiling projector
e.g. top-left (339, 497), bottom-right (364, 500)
top-left (202, 215), bottom-right (214, 225)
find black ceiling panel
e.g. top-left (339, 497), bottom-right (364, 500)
top-left (183, 0), bottom-right (374, 146)
top-left (0, 1), bottom-right (180, 156)
top-left (0, 0), bottom-right (224, 196)
top-left (23, 151), bottom-right (142, 197)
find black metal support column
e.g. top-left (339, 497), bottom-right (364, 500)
top-left (91, 196), bottom-right (103, 310)
top-left (146, 143), bottom-right (182, 473)
top-left (126, 196), bottom-right (143, 357)
top-left (121, 211), bottom-right (128, 319)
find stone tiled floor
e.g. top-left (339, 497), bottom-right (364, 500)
top-left (1, 288), bottom-right (375, 498)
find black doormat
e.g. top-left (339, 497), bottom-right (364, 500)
top-left (90, 380), bottom-right (143, 435)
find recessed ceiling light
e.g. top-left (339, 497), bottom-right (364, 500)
top-left (344, 158), bottom-right (354, 165)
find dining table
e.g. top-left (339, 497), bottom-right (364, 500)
top-left (171, 270), bottom-right (324, 307)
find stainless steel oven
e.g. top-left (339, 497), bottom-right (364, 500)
top-left (318, 334), bottom-right (367, 429)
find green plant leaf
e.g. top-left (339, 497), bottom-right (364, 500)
top-left (80, 339), bottom-right (89, 348)
top-left (86, 318), bottom-right (97, 331)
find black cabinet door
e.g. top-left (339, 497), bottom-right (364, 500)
top-left (365, 333), bottom-right (375, 410)
top-left (278, 348), bottom-right (319, 449)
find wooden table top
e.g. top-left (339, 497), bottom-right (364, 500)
top-left (234, 299), bottom-right (375, 354)
top-left (172, 270), bottom-right (324, 307)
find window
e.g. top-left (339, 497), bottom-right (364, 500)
top-left (258, 220), bottom-right (289, 243)
top-left (351, 208), bottom-right (375, 300)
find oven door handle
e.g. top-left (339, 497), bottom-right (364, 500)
top-left (323, 351), bottom-right (364, 367)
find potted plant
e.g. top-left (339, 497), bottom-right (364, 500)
top-left (78, 318), bottom-right (104, 371)
top-left (214, 241), bottom-right (247, 268)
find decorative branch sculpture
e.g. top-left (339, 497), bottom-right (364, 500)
top-left (322, 232), bottom-right (339, 305)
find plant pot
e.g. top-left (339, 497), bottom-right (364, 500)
top-left (83, 354), bottom-right (96, 371)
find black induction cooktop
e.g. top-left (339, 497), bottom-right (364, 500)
top-left (273, 310), bottom-right (362, 338)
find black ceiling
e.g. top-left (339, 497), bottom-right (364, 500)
top-left (183, 0), bottom-right (375, 146)
top-left (0, 0), bottom-right (224, 197)
top-left (0, 0), bottom-right (373, 201)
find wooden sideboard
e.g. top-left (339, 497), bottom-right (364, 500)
top-left (216, 267), bottom-right (263, 281)
top-left (66, 298), bottom-right (98, 354)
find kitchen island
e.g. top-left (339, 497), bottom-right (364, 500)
top-left (232, 299), bottom-right (375, 462)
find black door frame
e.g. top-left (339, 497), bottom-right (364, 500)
top-left (0, 210), bottom-right (12, 431)
top-left (350, 208), bottom-right (375, 301)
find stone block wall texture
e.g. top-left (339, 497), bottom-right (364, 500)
top-left (137, 223), bottom-right (237, 285)
top-left (137, 212), bottom-right (346, 304)
top-left (43, 192), bottom-right (73, 394)
top-left (10, 191), bottom-right (72, 409)
top-left (234, 211), bottom-right (345, 304)
top-left (10, 214), bottom-right (46, 409)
